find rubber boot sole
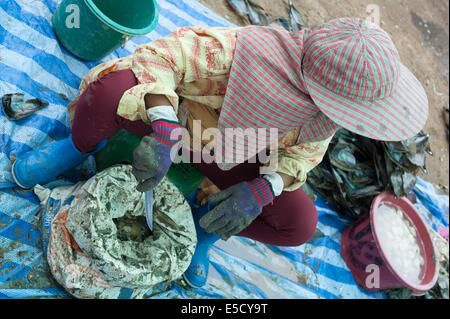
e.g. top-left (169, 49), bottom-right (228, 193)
top-left (11, 160), bottom-right (31, 189)
top-left (182, 272), bottom-right (204, 289)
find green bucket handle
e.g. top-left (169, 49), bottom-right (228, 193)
top-left (85, 0), bottom-right (160, 36)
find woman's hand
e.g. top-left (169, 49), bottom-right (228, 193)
top-left (132, 93), bottom-right (181, 192)
top-left (132, 135), bottom-right (173, 192)
top-left (199, 178), bottom-right (275, 240)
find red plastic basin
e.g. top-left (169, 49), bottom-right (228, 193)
top-left (340, 191), bottom-right (439, 295)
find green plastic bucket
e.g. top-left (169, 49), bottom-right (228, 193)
top-left (94, 129), bottom-right (142, 172)
top-left (52, 0), bottom-right (159, 61)
top-left (95, 129), bottom-right (204, 196)
top-left (166, 161), bottom-right (205, 197)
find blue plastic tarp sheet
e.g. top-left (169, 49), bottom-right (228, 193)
top-left (0, 0), bottom-right (449, 299)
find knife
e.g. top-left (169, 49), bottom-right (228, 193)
top-left (144, 190), bottom-right (153, 232)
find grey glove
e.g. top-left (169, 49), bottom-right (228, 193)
top-left (132, 135), bottom-right (173, 192)
top-left (199, 178), bottom-right (275, 240)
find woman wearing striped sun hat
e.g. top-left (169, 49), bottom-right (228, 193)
top-left (12, 18), bottom-right (428, 287)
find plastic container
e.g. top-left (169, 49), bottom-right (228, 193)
top-left (166, 162), bottom-right (204, 197)
top-left (52, 0), bottom-right (159, 61)
top-left (340, 191), bottom-right (439, 295)
top-left (95, 129), bottom-right (204, 196)
top-left (95, 129), bottom-right (142, 172)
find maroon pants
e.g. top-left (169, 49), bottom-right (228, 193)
top-left (71, 69), bottom-right (318, 247)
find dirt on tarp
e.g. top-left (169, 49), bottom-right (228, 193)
top-left (199, 0), bottom-right (449, 191)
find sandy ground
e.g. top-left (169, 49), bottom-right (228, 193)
top-left (198, 0), bottom-right (450, 190)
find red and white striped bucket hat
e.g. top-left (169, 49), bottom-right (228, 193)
top-left (302, 17), bottom-right (429, 141)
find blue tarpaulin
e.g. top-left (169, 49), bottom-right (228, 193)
top-left (0, 0), bottom-right (448, 299)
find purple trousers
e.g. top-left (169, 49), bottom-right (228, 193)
top-left (71, 69), bottom-right (318, 246)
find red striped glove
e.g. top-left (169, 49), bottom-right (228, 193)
top-left (132, 118), bottom-right (181, 192)
top-left (151, 119), bottom-right (181, 146)
top-left (246, 177), bottom-right (275, 207)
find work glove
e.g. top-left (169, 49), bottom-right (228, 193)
top-left (132, 107), bottom-right (181, 192)
top-left (199, 177), bottom-right (278, 241)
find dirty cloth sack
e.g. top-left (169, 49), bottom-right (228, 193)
top-left (34, 165), bottom-right (196, 299)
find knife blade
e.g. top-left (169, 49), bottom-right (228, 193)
top-left (144, 190), bottom-right (153, 232)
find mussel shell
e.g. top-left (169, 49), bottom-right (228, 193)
top-left (269, 17), bottom-right (292, 31)
top-left (227, 0), bottom-right (249, 16)
top-left (246, 0), bottom-right (263, 24)
top-left (289, 0), bottom-right (307, 31)
top-left (390, 170), bottom-right (404, 198)
top-left (406, 151), bottom-right (426, 167)
top-left (2, 93), bottom-right (49, 121)
top-left (402, 171), bottom-right (418, 195)
top-left (301, 182), bottom-right (317, 203)
top-left (330, 144), bottom-right (357, 171)
top-left (307, 129), bottom-right (431, 219)
top-left (350, 185), bottom-right (383, 199)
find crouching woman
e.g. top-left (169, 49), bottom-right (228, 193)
top-left (11, 18), bottom-right (428, 288)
